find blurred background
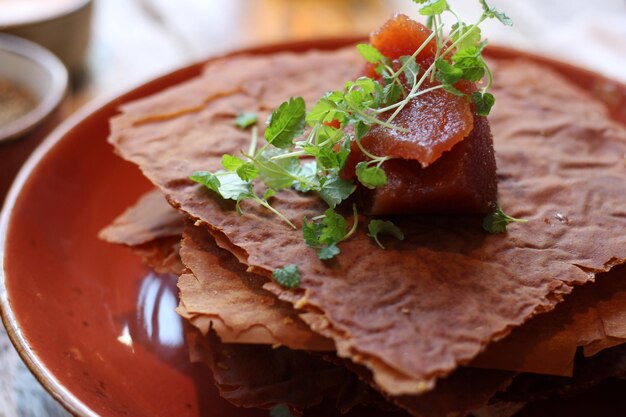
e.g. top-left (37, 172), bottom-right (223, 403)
top-left (1, 0), bottom-right (625, 112)
top-left (0, 0), bottom-right (625, 416)
top-left (70, 0), bottom-right (626, 107)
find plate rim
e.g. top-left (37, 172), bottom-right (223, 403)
top-left (1, 38), bottom-right (625, 417)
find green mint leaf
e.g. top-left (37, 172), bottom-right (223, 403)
top-left (374, 62), bottom-right (385, 75)
top-left (214, 171), bottom-right (252, 200)
top-left (436, 58), bottom-right (466, 96)
top-left (435, 58), bottom-right (463, 85)
top-left (355, 162), bottom-right (388, 189)
top-left (478, 0), bottom-right (490, 12)
top-left (451, 23), bottom-right (482, 50)
top-left (473, 92), bottom-right (496, 116)
top-left (256, 149), bottom-right (302, 190)
top-left (302, 145), bottom-right (320, 157)
top-left (479, 0), bottom-right (513, 26)
top-left (419, 0), bottom-right (448, 16)
top-left (291, 160), bottom-right (318, 192)
top-left (236, 162), bottom-right (259, 181)
top-left (367, 219), bottom-right (405, 249)
top-left (452, 45), bottom-right (486, 82)
top-left (316, 124), bottom-right (343, 146)
top-left (265, 97), bottom-right (306, 148)
top-left (325, 90), bottom-right (345, 103)
top-left (382, 82), bottom-right (404, 106)
top-left (492, 9), bottom-right (513, 26)
top-left (319, 176), bottom-right (356, 208)
top-left (319, 208), bottom-right (348, 245)
top-left (270, 405), bottom-right (295, 417)
top-left (337, 139), bottom-right (352, 170)
top-left (356, 44), bottom-right (384, 64)
top-left (482, 206), bottom-right (527, 234)
top-left (222, 154), bottom-right (245, 171)
top-left (372, 80), bottom-right (385, 108)
top-left (353, 77), bottom-right (377, 95)
top-left (235, 112), bottom-right (258, 129)
top-left (190, 171), bottom-right (221, 194)
top-left (354, 121), bottom-right (370, 141)
top-left (307, 97), bottom-right (337, 126)
top-left (399, 56), bottom-right (420, 84)
top-left (345, 88), bottom-right (374, 113)
top-left (318, 243), bottom-right (340, 260)
top-left (412, 0), bottom-right (429, 3)
top-left (315, 147), bottom-right (342, 171)
top-left (302, 218), bottom-right (323, 247)
top-left (272, 265), bottom-right (301, 289)
top-left (192, 171), bottom-right (252, 201)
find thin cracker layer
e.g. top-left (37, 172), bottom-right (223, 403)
top-left (108, 49), bottom-right (626, 395)
top-left (186, 329), bottom-right (360, 412)
top-left (179, 224), bottom-right (333, 351)
top-left (99, 188), bottom-right (184, 246)
top-left (100, 189), bottom-right (626, 377)
top-left (473, 265), bottom-right (626, 376)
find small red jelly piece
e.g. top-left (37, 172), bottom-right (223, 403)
top-left (344, 14), bottom-right (498, 215)
top-left (363, 116), bottom-right (497, 215)
top-left (372, 14), bottom-right (438, 63)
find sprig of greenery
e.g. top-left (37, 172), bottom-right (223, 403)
top-left (302, 205), bottom-right (359, 260)
top-left (272, 264), bottom-right (301, 289)
top-left (368, 220), bottom-right (405, 249)
top-left (191, 0), bottom-right (514, 261)
top-left (482, 206), bottom-right (528, 234)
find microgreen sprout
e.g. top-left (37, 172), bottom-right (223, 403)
top-left (482, 206), bottom-right (528, 234)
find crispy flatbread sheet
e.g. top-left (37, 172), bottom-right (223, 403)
top-left (179, 224), bottom-right (333, 351)
top-left (129, 237), bottom-right (184, 275)
top-left (189, 328), bottom-right (515, 417)
top-left (394, 368), bottom-right (514, 417)
top-left (186, 328), bottom-right (384, 413)
top-left (99, 188), bottom-right (186, 274)
top-left (323, 352), bottom-right (515, 417)
top-left (474, 344), bottom-right (626, 417)
top-left (473, 265), bottom-right (626, 376)
top-left (101, 191), bottom-right (626, 379)
top-left (99, 190), bottom-right (331, 349)
top-left (99, 188), bottom-right (184, 246)
top-left (100, 189), bottom-right (626, 377)
top-left (108, 48), bottom-right (626, 396)
top-left (497, 344), bottom-right (626, 404)
top-left (101, 194), bottom-right (516, 417)
top-left (100, 192), bottom-right (514, 416)
top-left (104, 195), bottom-right (626, 417)
top-left (510, 378), bottom-right (626, 417)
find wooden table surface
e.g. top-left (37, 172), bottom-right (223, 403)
top-left (1, 0), bottom-right (623, 416)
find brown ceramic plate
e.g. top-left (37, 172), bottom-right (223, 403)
top-left (1, 39), bottom-right (626, 417)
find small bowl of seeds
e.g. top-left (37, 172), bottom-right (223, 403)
top-left (0, 33), bottom-right (67, 143)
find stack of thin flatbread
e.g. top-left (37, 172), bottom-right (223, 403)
top-left (100, 45), bottom-right (626, 417)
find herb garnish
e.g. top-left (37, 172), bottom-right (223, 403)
top-left (191, 0), bottom-right (513, 260)
top-left (272, 264), bottom-right (301, 289)
top-left (368, 220), bottom-right (405, 249)
top-left (302, 205), bottom-right (359, 260)
top-left (482, 206), bottom-right (528, 234)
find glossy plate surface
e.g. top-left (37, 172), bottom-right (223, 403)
top-left (1, 39), bottom-right (625, 417)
